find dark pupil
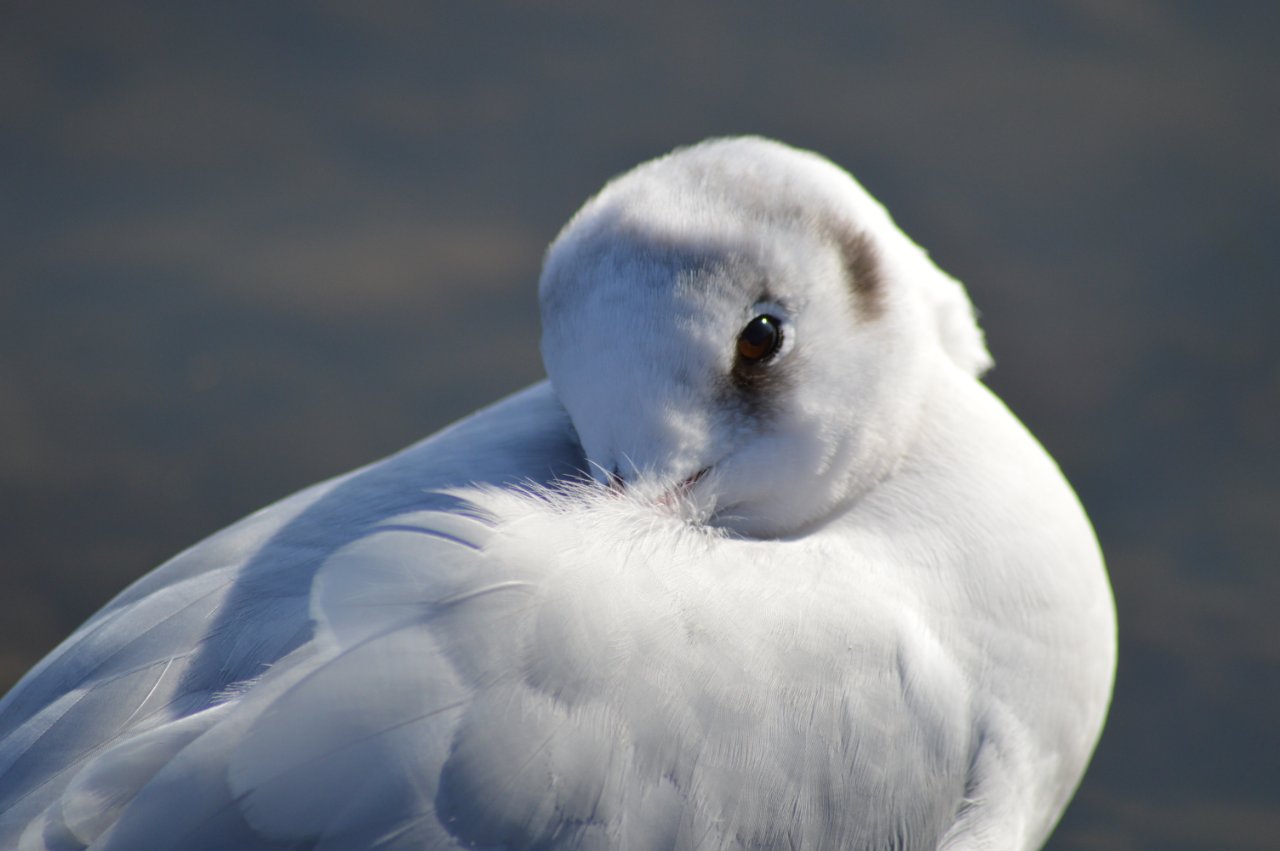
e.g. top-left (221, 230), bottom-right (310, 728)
top-left (737, 315), bottom-right (781, 362)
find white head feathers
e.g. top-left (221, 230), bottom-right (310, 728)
top-left (539, 137), bottom-right (992, 537)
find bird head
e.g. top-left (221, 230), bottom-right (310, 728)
top-left (539, 137), bottom-right (991, 538)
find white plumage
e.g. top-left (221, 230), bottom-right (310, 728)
top-left (0, 137), bottom-right (1115, 850)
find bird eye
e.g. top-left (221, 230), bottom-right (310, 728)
top-left (736, 314), bottom-right (783, 363)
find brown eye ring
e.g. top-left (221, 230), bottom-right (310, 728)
top-left (737, 314), bottom-right (783, 363)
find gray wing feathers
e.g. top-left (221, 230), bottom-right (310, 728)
top-left (0, 383), bottom-right (584, 850)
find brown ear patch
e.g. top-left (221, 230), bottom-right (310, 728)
top-left (836, 228), bottom-right (885, 321)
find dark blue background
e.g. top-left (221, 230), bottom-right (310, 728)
top-left (2, 3), bottom-right (1276, 847)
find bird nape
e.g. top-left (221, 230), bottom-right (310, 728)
top-left (0, 137), bottom-right (1115, 851)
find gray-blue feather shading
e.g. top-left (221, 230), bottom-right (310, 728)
top-left (0, 384), bottom-right (583, 849)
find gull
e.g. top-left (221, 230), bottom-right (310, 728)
top-left (0, 137), bottom-right (1116, 850)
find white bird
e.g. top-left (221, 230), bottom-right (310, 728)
top-left (0, 137), bottom-right (1115, 850)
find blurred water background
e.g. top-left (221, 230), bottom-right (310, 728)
top-left (1, 3), bottom-right (1277, 848)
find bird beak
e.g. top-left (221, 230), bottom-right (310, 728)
top-left (602, 465), bottom-right (709, 505)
